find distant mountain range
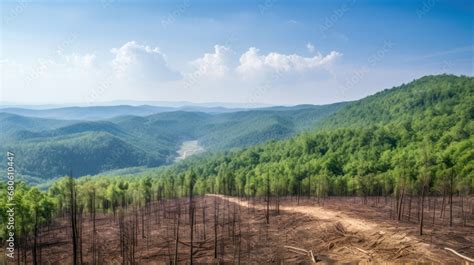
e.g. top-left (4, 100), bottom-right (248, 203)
top-left (0, 105), bottom-right (246, 120)
top-left (0, 102), bottom-right (319, 121)
top-left (0, 100), bottom-right (273, 113)
top-left (0, 102), bottom-right (345, 182)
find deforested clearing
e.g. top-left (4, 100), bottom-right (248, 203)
top-left (2, 193), bottom-right (472, 264)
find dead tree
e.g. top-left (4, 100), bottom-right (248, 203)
top-left (67, 175), bottom-right (79, 265)
top-left (214, 198), bottom-right (218, 260)
top-left (202, 201), bottom-right (206, 240)
top-left (90, 189), bottom-right (97, 265)
top-left (32, 208), bottom-right (39, 265)
top-left (419, 185), bottom-right (426, 235)
top-left (266, 174), bottom-right (270, 224)
top-left (174, 203), bottom-right (181, 265)
top-left (188, 174), bottom-right (195, 265)
top-left (449, 169), bottom-right (454, 227)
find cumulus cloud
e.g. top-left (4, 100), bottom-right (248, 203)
top-left (236, 47), bottom-right (342, 77)
top-left (189, 45), bottom-right (233, 78)
top-left (2, 41), bottom-right (344, 104)
top-left (111, 41), bottom-right (180, 81)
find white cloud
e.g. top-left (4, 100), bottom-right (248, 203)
top-left (189, 45), bottom-right (233, 78)
top-left (236, 47), bottom-right (342, 77)
top-left (2, 42), bottom-right (346, 105)
top-left (63, 53), bottom-right (96, 69)
top-left (110, 41), bottom-right (180, 81)
top-left (306, 42), bottom-right (315, 53)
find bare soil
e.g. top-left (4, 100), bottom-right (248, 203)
top-left (214, 195), bottom-right (474, 264)
top-left (2, 195), bottom-right (473, 264)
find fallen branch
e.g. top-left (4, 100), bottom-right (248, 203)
top-left (343, 246), bottom-right (355, 254)
top-left (284, 245), bottom-right (307, 253)
top-left (284, 245), bottom-right (317, 264)
top-left (444, 247), bottom-right (474, 263)
top-left (286, 248), bottom-right (307, 255)
top-left (354, 247), bottom-right (370, 256)
top-left (309, 250), bottom-right (317, 263)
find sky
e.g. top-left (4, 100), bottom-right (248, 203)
top-left (0, 0), bottom-right (473, 106)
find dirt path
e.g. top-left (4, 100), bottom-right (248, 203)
top-left (209, 194), bottom-right (468, 264)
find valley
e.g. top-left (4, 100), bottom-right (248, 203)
top-left (0, 103), bottom-right (344, 180)
top-left (175, 140), bottom-right (205, 161)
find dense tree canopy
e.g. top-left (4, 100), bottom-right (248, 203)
top-left (0, 104), bottom-right (344, 180)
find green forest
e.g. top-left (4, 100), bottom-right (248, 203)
top-left (1, 74), bottom-right (473, 256)
top-left (0, 103), bottom-right (344, 180)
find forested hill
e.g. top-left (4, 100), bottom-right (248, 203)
top-left (115, 74), bottom-right (473, 198)
top-left (319, 75), bottom-right (473, 131)
top-left (0, 103), bottom-right (344, 181)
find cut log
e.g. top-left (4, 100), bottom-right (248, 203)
top-left (444, 247), bottom-right (474, 263)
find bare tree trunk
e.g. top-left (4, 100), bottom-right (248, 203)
top-left (189, 177), bottom-right (195, 265)
top-left (32, 211), bottom-right (38, 265)
top-left (398, 188), bottom-right (404, 221)
top-left (189, 205), bottom-right (194, 265)
top-left (202, 202), bottom-right (206, 240)
top-left (266, 175), bottom-right (270, 224)
top-left (79, 206), bottom-right (84, 265)
top-left (68, 176), bottom-right (79, 265)
top-left (92, 190), bottom-right (97, 265)
top-left (174, 203), bottom-right (180, 265)
top-left (449, 174), bottom-right (454, 227)
top-left (214, 198), bottom-right (218, 260)
top-left (419, 187), bottom-right (425, 235)
top-left (440, 191), bottom-right (446, 218)
top-left (408, 194), bottom-right (412, 222)
top-left (461, 194), bottom-right (465, 226)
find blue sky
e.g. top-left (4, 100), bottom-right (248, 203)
top-left (1, 0), bottom-right (473, 105)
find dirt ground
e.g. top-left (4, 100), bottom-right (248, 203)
top-left (214, 195), bottom-right (474, 264)
top-left (2, 195), bottom-right (473, 264)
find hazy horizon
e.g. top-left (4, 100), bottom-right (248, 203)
top-left (1, 73), bottom-right (470, 108)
